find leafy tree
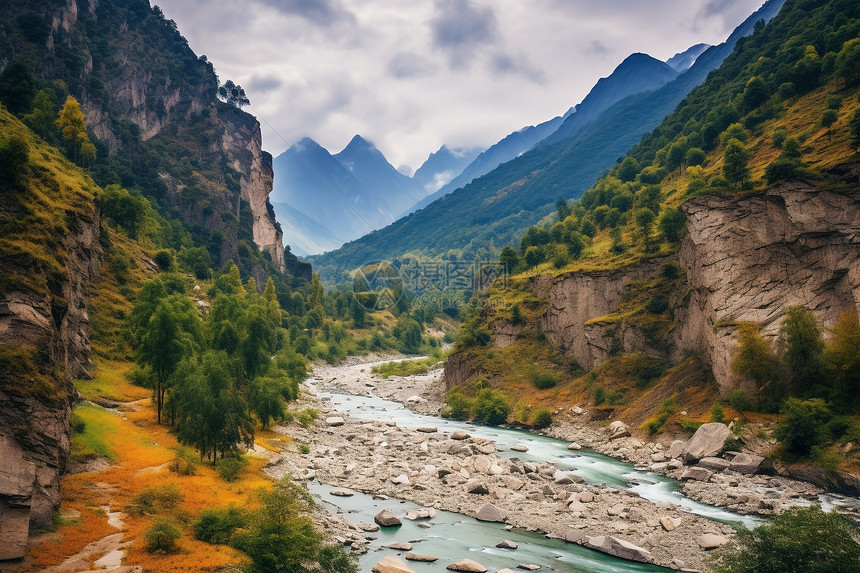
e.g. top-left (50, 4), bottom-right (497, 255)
top-left (732, 323), bottom-right (781, 406)
top-left (822, 310), bottom-right (860, 407)
top-left (774, 398), bottom-right (831, 457)
top-left (742, 76), bottom-right (769, 112)
top-left (393, 315), bottom-right (422, 354)
top-left (712, 506), bottom-right (860, 573)
top-left (836, 38), bottom-right (860, 87)
top-left (779, 306), bottom-right (824, 394)
top-left (137, 295), bottom-right (201, 424)
top-left (0, 133), bottom-right (30, 191)
top-left (499, 246), bottom-right (520, 273)
top-left (0, 61), bottom-right (35, 115)
top-left (23, 89), bottom-right (58, 139)
top-left (658, 207), bottom-right (686, 244)
top-left (685, 147), bottom-right (706, 168)
top-left (523, 245), bottom-right (542, 268)
top-left (666, 136), bottom-right (689, 174)
top-left (820, 109), bottom-right (838, 135)
top-left (723, 138), bottom-right (750, 189)
top-left (792, 46), bottom-right (822, 92)
top-left (616, 156), bottom-right (640, 182)
top-left (99, 184), bottom-right (149, 239)
top-left (218, 80), bottom-right (250, 108)
top-left (56, 95), bottom-right (95, 165)
top-left (177, 246), bottom-right (212, 279)
top-left (555, 197), bottom-right (571, 220)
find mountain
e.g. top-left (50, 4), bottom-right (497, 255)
top-left (665, 42), bottom-right (710, 72)
top-left (409, 114), bottom-right (568, 213)
top-left (310, 0), bottom-right (787, 281)
top-left (412, 144), bottom-right (483, 196)
top-left (271, 135), bottom-right (432, 256)
top-left (538, 52), bottom-right (679, 148)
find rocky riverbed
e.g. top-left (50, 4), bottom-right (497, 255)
top-left (262, 355), bottom-right (860, 573)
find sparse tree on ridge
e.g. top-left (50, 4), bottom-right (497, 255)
top-left (218, 80), bottom-right (250, 108)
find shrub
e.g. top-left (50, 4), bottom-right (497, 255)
top-left (145, 518), bottom-right (182, 553)
top-left (607, 390), bottom-right (628, 406)
top-left (216, 455), bottom-right (249, 482)
top-left (169, 447), bottom-right (199, 476)
top-left (70, 412), bottom-right (86, 434)
top-left (442, 390), bottom-right (473, 420)
top-left (711, 507), bottom-right (860, 573)
top-left (774, 398), bottom-right (832, 457)
top-left (643, 398), bottom-right (677, 435)
top-left (710, 404), bottom-right (725, 423)
top-left (298, 443), bottom-right (310, 455)
top-left (532, 407), bottom-right (552, 429)
top-left (154, 250), bottom-right (174, 272)
top-left (593, 386), bottom-right (606, 405)
top-left (471, 388), bottom-right (509, 425)
top-left (127, 485), bottom-right (184, 516)
top-left (193, 506), bottom-right (249, 545)
top-left (532, 371), bottom-right (559, 390)
top-left (729, 390), bottom-right (754, 413)
top-left (296, 408), bottom-right (318, 429)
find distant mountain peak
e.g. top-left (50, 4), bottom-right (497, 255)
top-left (342, 134), bottom-right (373, 150)
top-left (666, 43), bottom-right (711, 72)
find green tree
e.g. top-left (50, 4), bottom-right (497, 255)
top-left (99, 185), bottom-right (148, 239)
top-left (23, 89), bottom-right (58, 139)
top-left (822, 310), bottom-right (860, 407)
top-left (0, 133), bottom-right (30, 191)
top-left (836, 38), bottom-right (860, 87)
top-left (723, 138), bottom-right (750, 189)
top-left (685, 147), bottom-right (706, 168)
top-left (499, 246), bottom-right (520, 273)
top-left (792, 46), bottom-right (822, 92)
top-left (56, 95), bottom-right (94, 165)
top-left (741, 76), bottom-right (769, 112)
top-left (732, 323), bottom-right (781, 407)
top-left (775, 397), bottom-right (831, 457)
top-left (0, 61), bottom-right (35, 115)
top-left (218, 80), bottom-right (250, 108)
top-left (658, 207), bottom-right (686, 244)
top-left (471, 388), bottom-right (509, 425)
top-left (393, 315), bottom-right (422, 354)
top-left (712, 506), bottom-right (860, 573)
top-left (779, 306), bottom-right (824, 394)
top-left (137, 295), bottom-right (201, 424)
top-left (616, 156), bottom-right (640, 182)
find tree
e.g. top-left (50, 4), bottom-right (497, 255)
top-left (792, 46), bottom-right (822, 93)
top-left (56, 95), bottom-right (94, 165)
top-left (99, 185), bottom-right (148, 239)
top-left (685, 147), bottom-right (706, 168)
top-left (732, 322), bottom-right (781, 407)
top-left (23, 89), bottom-right (58, 139)
top-left (137, 295), bottom-right (201, 424)
top-left (471, 388), bottom-right (509, 426)
top-left (742, 76), bottom-right (769, 112)
top-left (820, 109), bottom-right (838, 137)
top-left (723, 138), bottom-right (750, 189)
top-left (836, 38), bottom-right (860, 87)
top-left (822, 310), bottom-right (860, 407)
top-left (499, 246), bottom-right (520, 273)
top-left (218, 80), bottom-right (250, 108)
top-left (774, 398), bottom-right (831, 457)
top-left (711, 506), bottom-right (860, 573)
top-left (555, 197), bottom-right (571, 220)
top-left (658, 207), bottom-right (686, 244)
top-left (0, 134), bottom-right (30, 191)
top-left (779, 306), bottom-right (824, 394)
top-left (0, 61), bottom-right (35, 115)
top-left (666, 137), bottom-right (689, 174)
top-left (393, 315), bottom-right (422, 354)
top-left (616, 156), bottom-right (640, 182)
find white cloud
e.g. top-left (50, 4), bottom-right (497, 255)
top-left (156, 0), bottom-right (768, 170)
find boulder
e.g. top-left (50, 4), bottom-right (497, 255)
top-left (582, 535), bottom-right (652, 563)
top-left (446, 559), bottom-right (487, 572)
top-left (326, 416), bottom-right (345, 427)
top-left (698, 457), bottom-right (731, 471)
top-left (577, 491), bottom-right (594, 503)
top-left (405, 553), bottom-right (438, 562)
top-left (416, 427), bottom-right (437, 433)
top-left (567, 442), bottom-right (582, 451)
top-left (373, 556), bottom-right (416, 573)
top-left (660, 516), bottom-right (681, 531)
top-left (608, 421), bottom-right (630, 440)
top-left (467, 483), bottom-right (489, 495)
top-left (375, 509), bottom-right (402, 527)
top-left (730, 453), bottom-right (764, 474)
top-left (450, 431), bottom-right (470, 440)
top-left (391, 473), bottom-right (411, 485)
top-left (680, 467), bottom-right (713, 482)
top-left (386, 542), bottom-right (413, 551)
top-left (696, 533), bottom-right (729, 549)
top-left (496, 540), bottom-right (518, 549)
top-left (473, 457), bottom-right (491, 474)
top-left (681, 423), bottom-right (731, 462)
top-left (476, 503), bottom-right (504, 522)
top-left (606, 503), bottom-right (625, 516)
top-left (510, 445), bottom-right (529, 452)
top-left (518, 566), bottom-right (540, 571)
top-left (667, 440), bottom-right (685, 459)
top-left (474, 442), bottom-right (496, 454)
top-left (330, 489), bottom-right (354, 497)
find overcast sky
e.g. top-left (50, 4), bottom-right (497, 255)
top-left (156, 0), bottom-right (766, 172)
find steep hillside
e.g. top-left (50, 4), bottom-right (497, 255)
top-left (0, 109), bottom-right (102, 557)
top-left (310, 0), bottom-right (786, 282)
top-left (0, 0), bottom-right (309, 279)
top-left (412, 144), bottom-right (483, 196)
top-left (441, 0), bottom-right (860, 460)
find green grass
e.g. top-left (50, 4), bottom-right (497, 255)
top-left (371, 356), bottom-right (444, 378)
top-left (69, 403), bottom-right (119, 463)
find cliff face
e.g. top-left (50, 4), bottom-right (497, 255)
top-left (0, 0), bottom-right (299, 276)
top-left (0, 195), bottom-right (101, 557)
top-left (674, 180), bottom-right (860, 393)
top-left (468, 176), bottom-right (860, 398)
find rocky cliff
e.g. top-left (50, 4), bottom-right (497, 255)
top-left (0, 150), bottom-right (102, 558)
top-left (466, 175), bottom-right (860, 398)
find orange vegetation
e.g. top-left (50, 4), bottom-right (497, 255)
top-left (32, 365), bottom-right (277, 572)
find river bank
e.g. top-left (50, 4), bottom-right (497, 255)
top-left (261, 354), bottom-right (857, 572)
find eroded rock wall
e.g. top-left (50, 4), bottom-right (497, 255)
top-left (675, 181), bottom-right (860, 394)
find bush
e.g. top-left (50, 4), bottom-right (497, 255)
top-left (532, 407), bottom-right (552, 429)
top-left (154, 250), bottom-right (174, 272)
top-left (471, 388), bottom-right (509, 425)
top-left (127, 485), bottom-right (184, 516)
top-left (774, 398), bottom-right (832, 457)
top-left (711, 507), bottom-right (860, 573)
top-left (193, 506), bottom-right (249, 545)
top-left (145, 518), bottom-right (182, 553)
top-left (729, 390), bottom-right (754, 413)
top-left (710, 404), bottom-right (725, 423)
top-left (216, 455), bottom-right (249, 482)
top-left (532, 371), bottom-right (559, 390)
top-left (593, 386), bottom-right (606, 405)
top-left (169, 447), bottom-right (199, 476)
top-left (442, 390), bottom-right (473, 420)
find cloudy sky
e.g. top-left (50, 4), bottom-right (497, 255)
top-left (156, 0), bottom-right (766, 172)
